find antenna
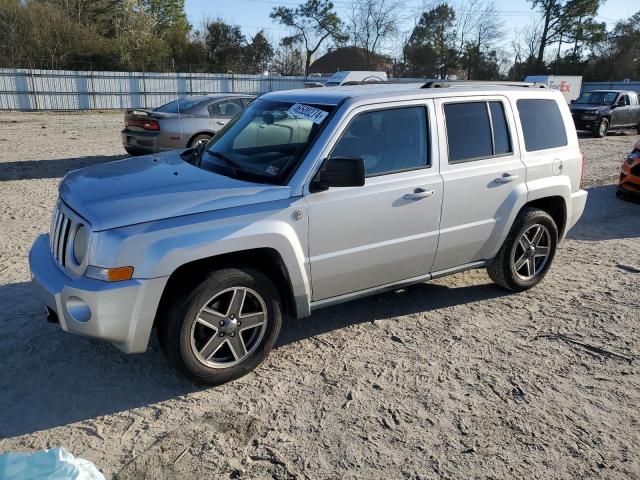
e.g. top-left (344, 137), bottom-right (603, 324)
top-left (173, 58), bottom-right (183, 141)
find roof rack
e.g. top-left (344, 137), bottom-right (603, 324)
top-left (422, 80), bottom-right (547, 89)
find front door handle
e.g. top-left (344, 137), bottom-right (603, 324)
top-left (404, 188), bottom-right (435, 200)
top-left (495, 173), bottom-right (519, 184)
top-left (216, 121), bottom-right (226, 125)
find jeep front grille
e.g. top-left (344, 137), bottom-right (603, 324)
top-left (50, 203), bottom-right (72, 267)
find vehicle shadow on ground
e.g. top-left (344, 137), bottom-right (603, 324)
top-left (566, 184), bottom-right (639, 241)
top-left (0, 155), bottom-right (128, 181)
top-left (0, 278), bottom-right (507, 439)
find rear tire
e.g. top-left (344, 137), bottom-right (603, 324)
top-left (188, 133), bottom-right (212, 149)
top-left (593, 118), bottom-right (609, 138)
top-left (487, 208), bottom-right (558, 292)
top-left (157, 268), bottom-right (282, 385)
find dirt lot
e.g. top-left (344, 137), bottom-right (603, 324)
top-left (0, 111), bottom-right (639, 479)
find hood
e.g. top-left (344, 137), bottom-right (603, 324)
top-left (59, 151), bottom-right (291, 231)
top-left (570, 104), bottom-right (607, 113)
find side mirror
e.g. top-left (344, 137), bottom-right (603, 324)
top-left (311, 157), bottom-right (365, 191)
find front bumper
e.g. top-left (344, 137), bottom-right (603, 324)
top-left (29, 234), bottom-right (168, 353)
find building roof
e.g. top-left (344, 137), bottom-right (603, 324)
top-left (308, 46), bottom-right (392, 75)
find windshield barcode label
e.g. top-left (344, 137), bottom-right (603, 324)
top-left (287, 104), bottom-right (329, 124)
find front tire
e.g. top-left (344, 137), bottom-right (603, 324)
top-left (487, 208), bottom-right (558, 292)
top-left (593, 118), bottom-right (609, 138)
top-left (157, 268), bottom-right (282, 385)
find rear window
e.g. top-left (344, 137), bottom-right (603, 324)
top-left (154, 98), bottom-right (202, 113)
top-left (517, 99), bottom-right (567, 151)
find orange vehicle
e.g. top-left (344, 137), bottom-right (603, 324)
top-left (617, 139), bottom-right (640, 202)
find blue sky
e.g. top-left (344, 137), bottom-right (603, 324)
top-left (184, 0), bottom-right (637, 57)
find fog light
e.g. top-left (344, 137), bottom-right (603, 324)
top-left (66, 296), bottom-right (91, 322)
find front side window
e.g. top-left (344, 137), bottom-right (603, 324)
top-left (196, 99), bottom-right (333, 184)
top-left (517, 99), bottom-right (567, 152)
top-left (331, 106), bottom-right (429, 176)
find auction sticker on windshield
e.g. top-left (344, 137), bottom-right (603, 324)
top-left (287, 104), bottom-right (329, 124)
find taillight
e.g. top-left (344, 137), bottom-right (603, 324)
top-left (125, 118), bottom-right (160, 131)
top-left (580, 152), bottom-right (585, 189)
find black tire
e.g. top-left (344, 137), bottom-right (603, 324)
top-left (157, 268), bottom-right (282, 385)
top-left (593, 117), bottom-right (609, 138)
top-left (487, 207), bottom-right (558, 292)
top-left (188, 133), bottom-right (212, 149)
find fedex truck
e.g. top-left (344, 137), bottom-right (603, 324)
top-left (525, 75), bottom-right (582, 103)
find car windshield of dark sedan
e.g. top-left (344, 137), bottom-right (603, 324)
top-left (196, 99), bottom-right (334, 183)
top-left (574, 92), bottom-right (618, 105)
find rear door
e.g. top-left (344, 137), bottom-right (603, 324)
top-left (432, 96), bottom-right (526, 271)
top-left (306, 101), bottom-right (443, 301)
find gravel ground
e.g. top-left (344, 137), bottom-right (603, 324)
top-left (0, 111), bottom-right (639, 479)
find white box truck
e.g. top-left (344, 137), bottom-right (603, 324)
top-left (525, 75), bottom-right (582, 103)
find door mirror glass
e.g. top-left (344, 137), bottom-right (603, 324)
top-left (311, 157), bottom-right (365, 191)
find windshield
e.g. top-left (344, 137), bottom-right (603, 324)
top-left (155, 98), bottom-right (203, 113)
top-left (575, 92), bottom-right (618, 105)
top-left (195, 99), bottom-right (334, 184)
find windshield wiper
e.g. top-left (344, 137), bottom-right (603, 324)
top-left (204, 150), bottom-right (243, 178)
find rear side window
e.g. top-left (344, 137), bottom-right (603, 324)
top-left (209, 99), bottom-right (244, 117)
top-left (444, 101), bottom-right (513, 163)
top-left (517, 99), bottom-right (567, 151)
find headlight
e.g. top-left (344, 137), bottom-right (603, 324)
top-left (73, 224), bottom-right (89, 264)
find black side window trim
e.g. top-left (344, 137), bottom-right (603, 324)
top-left (444, 100), bottom-right (514, 165)
top-left (330, 104), bottom-right (432, 178)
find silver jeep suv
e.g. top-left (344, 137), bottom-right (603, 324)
top-left (29, 81), bottom-right (588, 384)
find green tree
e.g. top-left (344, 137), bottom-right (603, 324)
top-left (244, 30), bottom-right (274, 73)
top-left (270, 0), bottom-right (347, 75)
top-left (404, 3), bottom-right (458, 78)
top-left (142, 0), bottom-right (189, 34)
top-left (204, 19), bottom-right (246, 72)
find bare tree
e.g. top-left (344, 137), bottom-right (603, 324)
top-left (348, 0), bottom-right (400, 68)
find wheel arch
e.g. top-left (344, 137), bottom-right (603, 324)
top-left (155, 247), bottom-right (298, 329)
top-left (522, 195), bottom-right (567, 238)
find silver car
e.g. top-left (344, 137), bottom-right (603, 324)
top-left (31, 82), bottom-right (587, 385)
top-left (121, 94), bottom-right (254, 155)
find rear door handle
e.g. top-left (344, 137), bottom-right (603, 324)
top-left (404, 188), bottom-right (435, 200)
top-left (495, 173), bottom-right (519, 184)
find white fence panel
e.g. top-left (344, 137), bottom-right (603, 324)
top-left (0, 68), bottom-right (331, 111)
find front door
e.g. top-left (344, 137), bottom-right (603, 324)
top-left (432, 97), bottom-right (527, 271)
top-left (306, 103), bottom-right (443, 301)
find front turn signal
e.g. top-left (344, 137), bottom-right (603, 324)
top-left (86, 265), bottom-right (134, 282)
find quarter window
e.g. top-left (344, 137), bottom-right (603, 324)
top-left (332, 106), bottom-right (429, 176)
top-left (444, 101), bottom-right (513, 163)
top-left (517, 99), bottom-right (567, 152)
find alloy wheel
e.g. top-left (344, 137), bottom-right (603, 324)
top-left (512, 224), bottom-right (551, 280)
top-left (190, 287), bottom-right (267, 369)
